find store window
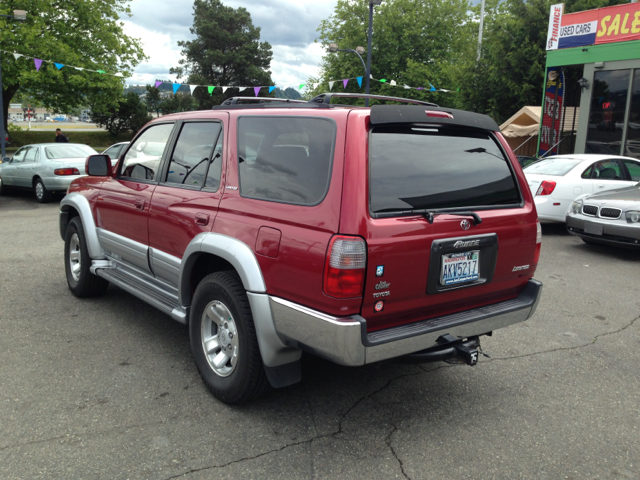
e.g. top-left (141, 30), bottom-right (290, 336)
top-left (624, 70), bottom-right (640, 159)
top-left (585, 70), bottom-right (630, 155)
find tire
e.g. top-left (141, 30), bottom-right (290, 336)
top-left (190, 271), bottom-right (270, 404)
top-left (34, 178), bottom-right (52, 203)
top-left (0, 176), bottom-right (7, 195)
top-left (64, 217), bottom-right (109, 297)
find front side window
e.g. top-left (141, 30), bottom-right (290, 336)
top-left (24, 147), bottom-right (37, 163)
top-left (370, 126), bottom-right (520, 214)
top-left (205, 132), bottom-right (224, 190)
top-left (12, 147), bottom-right (27, 163)
top-left (238, 116), bottom-right (335, 205)
top-left (121, 123), bottom-right (174, 181)
top-left (165, 122), bottom-right (221, 187)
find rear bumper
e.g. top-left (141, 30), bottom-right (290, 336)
top-left (43, 174), bottom-right (84, 191)
top-left (270, 279), bottom-right (542, 366)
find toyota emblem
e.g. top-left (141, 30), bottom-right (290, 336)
top-left (460, 220), bottom-right (471, 230)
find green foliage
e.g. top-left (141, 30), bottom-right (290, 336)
top-left (0, 0), bottom-right (146, 128)
top-left (158, 93), bottom-right (197, 115)
top-left (7, 130), bottom-right (134, 149)
top-left (144, 86), bottom-right (162, 116)
top-left (171, 0), bottom-right (274, 109)
top-left (91, 92), bottom-right (151, 135)
top-left (307, 0), bottom-right (473, 107)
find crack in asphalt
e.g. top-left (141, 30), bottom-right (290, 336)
top-left (385, 424), bottom-right (410, 480)
top-left (487, 314), bottom-right (640, 362)
top-left (162, 369), bottom-right (424, 479)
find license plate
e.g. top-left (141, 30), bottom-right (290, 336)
top-left (584, 222), bottom-right (603, 236)
top-left (441, 250), bottom-right (480, 286)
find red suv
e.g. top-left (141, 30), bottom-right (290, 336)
top-left (60, 94), bottom-right (542, 404)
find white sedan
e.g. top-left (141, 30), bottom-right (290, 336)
top-left (523, 154), bottom-right (640, 222)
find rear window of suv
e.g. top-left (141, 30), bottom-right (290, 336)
top-left (369, 126), bottom-right (521, 214)
top-left (238, 116), bottom-right (336, 205)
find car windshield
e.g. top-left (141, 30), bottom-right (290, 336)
top-left (369, 126), bottom-right (521, 213)
top-left (45, 145), bottom-right (97, 159)
top-left (523, 157), bottom-right (583, 176)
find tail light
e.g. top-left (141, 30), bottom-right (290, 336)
top-left (54, 168), bottom-right (80, 176)
top-left (323, 235), bottom-right (367, 298)
top-left (536, 180), bottom-right (556, 196)
top-left (533, 220), bottom-right (542, 264)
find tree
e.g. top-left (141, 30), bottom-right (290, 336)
top-left (0, 0), bottom-right (146, 130)
top-left (91, 92), bottom-right (151, 135)
top-left (171, 0), bottom-right (274, 109)
top-left (307, 0), bottom-right (473, 108)
top-left (158, 93), bottom-right (197, 115)
top-left (145, 85), bottom-right (162, 116)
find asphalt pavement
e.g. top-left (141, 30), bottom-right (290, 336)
top-left (1, 190), bottom-right (639, 479)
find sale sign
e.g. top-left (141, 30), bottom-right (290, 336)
top-left (539, 68), bottom-right (565, 157)
top-left (548, 3), bottom-right (640, 50)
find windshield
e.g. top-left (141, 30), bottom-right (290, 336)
top-left (45, 145), bottom-right (97, 159)
top-left (523, 157), bottom-right (582, 176)
top-left (369, 126), bottom-right (521, 214)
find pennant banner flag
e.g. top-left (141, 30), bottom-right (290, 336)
top-left (54, 63), bottom-right (64, 70)
top-left (390, 80), bottom-right (397, 86)
top-left (34, 58), bottom-right (42, 71)
top-left (208, 86), bottom-right (215, 95)
top-left (430, 84), bottom-right (436, 92)
top-left (329, 81), bottom-right (335, 90)
top-left (269, 86), bottom-right (276, 93)
top-left (222, 87), bottom-right (228, 93)
top-left (172, 83), bottom-right (180, 94)
top-left (299, 84), bottom-right (305, 90)
top-left (343, 79), bottom-right (349, 89)
top-left (75, 67), bottom-right (83, 71)
top-left (189, 85), bottom-right (197, 95)
top-left (357, 76), bottom-right (362, 88)
top-left (13, 53), bottom-right (22, 60)
top-left (155, 81), bottom-right (162, 88)
top-left (254, 87), bottom-right (261, 97)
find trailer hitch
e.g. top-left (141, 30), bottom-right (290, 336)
top-left (400, 334), bottom-right (487, 366)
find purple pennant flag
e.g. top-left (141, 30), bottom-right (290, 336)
top-left (254, 87), bottom-right (261, 97)
top-left (34, 58), bottom-right (43, 71)
top-left (417, 87), bottom-right (424, 90)
top-left (343, 79), bottom-right (349, 89)
top-left (155, 81), bottom-right (162, 88)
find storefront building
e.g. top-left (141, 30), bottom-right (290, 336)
top-left (542, 2), bottom-right (640, 159)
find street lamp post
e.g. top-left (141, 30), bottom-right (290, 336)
top-left (328, 44), bottom-right (367, 79)
top-left (0, 10), bottom-right (27, 161)
top-left (366, 0), bottom-right (383, 107)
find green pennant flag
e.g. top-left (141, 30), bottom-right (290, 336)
top-left (457, 87), bottom-right (460, 92)
top-left (97, 70), bottom-right (106, 74)
top-left (299, 84), bottom-right (305, 90)
top-left (208, 86), bottom-right (215, 95)
top-left (380, 79), bottom-right (387, 83)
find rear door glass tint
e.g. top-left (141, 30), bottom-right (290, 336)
top-left (369, 126), bottom-right (520, 214)
top-left (238, 117), bottom-right (336, 205)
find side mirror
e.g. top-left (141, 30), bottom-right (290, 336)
top-left (85, 155), bottom-right (113, 176)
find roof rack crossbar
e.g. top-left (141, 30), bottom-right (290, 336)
top-left (308, 93), bottom-right (438, 107)
top-left (219, 97), bottom-right (307, 106)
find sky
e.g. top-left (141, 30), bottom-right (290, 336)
top-left (122, 0), bottom-right (339, 89)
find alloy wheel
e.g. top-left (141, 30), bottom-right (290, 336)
top-left (201, 300), bottom-right (239, 377)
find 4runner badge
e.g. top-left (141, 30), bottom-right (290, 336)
top-left (375, 281), bottom-right (390, 290)
top-left (453, 240), bottom-right (480, 248)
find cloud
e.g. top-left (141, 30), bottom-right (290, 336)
top-left (123, 0), bottom-right (337, 87)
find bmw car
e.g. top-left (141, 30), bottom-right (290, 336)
top-left (566, 184), bottom-right (640, 248)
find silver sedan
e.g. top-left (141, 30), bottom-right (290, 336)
top-left (0, 143), bottom-right (97, 202)
top-left (566, 184), bottom-right (640, 248)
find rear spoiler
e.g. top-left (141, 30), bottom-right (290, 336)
top-left (370, 105), bottom-right (500, 132)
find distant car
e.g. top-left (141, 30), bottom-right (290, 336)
top-left (2, 130), bottom-right (9, 149)
top-left (523, 154), bottom-right (640, 222)
top-left (0, 143), bottom-right (97, 202)
top-left (101, 142), bottom-right (129, 165)
top-left (566, 183), bottom-right (640, 248)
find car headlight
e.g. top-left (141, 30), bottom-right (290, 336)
top-left (626, 211), bottom-right (640, 223)
top-left (569, 199), bottom-right (583, 214)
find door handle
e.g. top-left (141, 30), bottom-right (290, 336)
top-left (195, 212), bottom-right (210, 225)
top-left (134, 199), bottom-right (145, 210)
top-left (597, 184), bottom-right (605, 188)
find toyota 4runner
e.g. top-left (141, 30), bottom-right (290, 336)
top-left (60, 94), bottom-right (542, 404)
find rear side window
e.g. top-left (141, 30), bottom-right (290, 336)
top-left (238, 116), bottom-right (336, 205)
top-left (524, 158), bottom-right (582, 176)
top-left (369, 126), bottom-right (520, 214)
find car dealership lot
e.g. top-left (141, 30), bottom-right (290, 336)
top-left (1, 192), bottom-right (639, 480)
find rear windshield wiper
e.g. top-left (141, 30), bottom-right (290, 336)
top-left (374, 209), bottom-right (482, 225)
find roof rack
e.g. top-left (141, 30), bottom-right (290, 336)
top-left (219, 97), bottom-right (307, 106)
top-left (308, 93), bottom-right (438, 107)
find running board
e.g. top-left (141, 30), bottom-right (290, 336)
top-left (92, 260), bottom-right (188, 324)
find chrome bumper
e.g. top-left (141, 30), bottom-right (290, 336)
top-left (270, 279), bottom-right (542, 366)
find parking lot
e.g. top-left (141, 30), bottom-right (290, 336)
top-left (1, 191), bottom-right (639, 480)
